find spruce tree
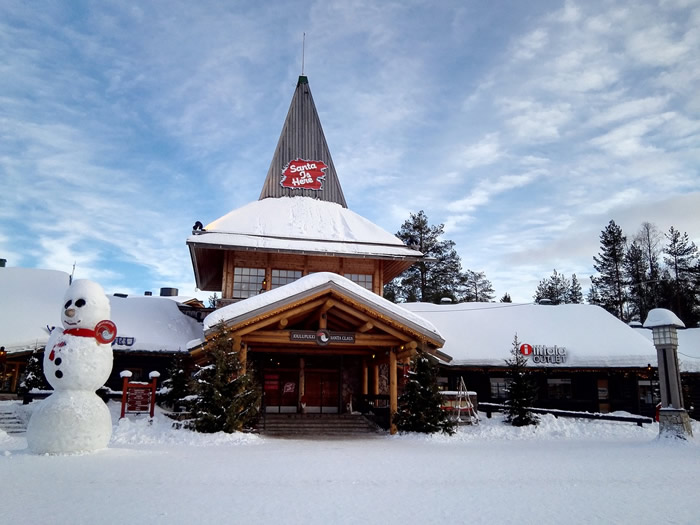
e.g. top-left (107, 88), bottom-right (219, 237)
top-left (188, 323), bottom-right (261, 433)
top-left (161, 353), bottom-right (191, 412)
top-left (567, 274), bottom-right (584, 304)
top-left (662, 226), bottom-right (699, 325)
top-left (624, 242), bottom-right (650, 322)
top-left (504, 334), bottom-right (538, 427)
top-left (500, 292), bottom-right (512, 303)
top-left (592, 220), bottom-right (627, 320)
top-left (533, 269), bottom-right (571, 304)
top-left (394, 353), bottom-right (455, 435)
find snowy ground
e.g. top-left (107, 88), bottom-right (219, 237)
top-left (2, 400), bottom-right (699, 525)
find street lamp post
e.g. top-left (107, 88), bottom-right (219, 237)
top-left (643, 308), bottom-right (693, 439)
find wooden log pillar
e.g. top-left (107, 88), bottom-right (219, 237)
top-left (389, 349), bottom-right (398, 435)
top-left (373, 364), bottom-right (380, 396)
top-left (299, 357), bottom-right (305, 413)
top-left (362, 359), bottom-right (368, 395)
top-left (234, 336), bottom-right (246, 375)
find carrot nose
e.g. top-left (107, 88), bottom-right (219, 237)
top-left (65, 309), bottom-right (76, 318)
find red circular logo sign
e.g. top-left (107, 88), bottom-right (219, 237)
top-left (95, 320), bottom-right (117, 344)
top-left (520, 343), bottom-right (533, 356)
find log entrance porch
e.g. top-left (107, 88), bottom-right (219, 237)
top-left (192, 273), bottom-right (448, 433)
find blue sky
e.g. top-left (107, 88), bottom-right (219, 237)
top-left (2, 0), bottom-right (699, 303)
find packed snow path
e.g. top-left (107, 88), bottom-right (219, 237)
top-left (2, 402), bottom-right (698, 524)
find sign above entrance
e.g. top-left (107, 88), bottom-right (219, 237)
top-left (290, 330), bottom-right (356, 346)
top-left (281, 158), bottom-right (328, 190)
top-left (520, 343), bottom-right (567, 364)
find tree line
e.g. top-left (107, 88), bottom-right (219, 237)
top-left (589, 220), bottom-right (699, 326)
top-left (385, 211), bottom-right (700, 327)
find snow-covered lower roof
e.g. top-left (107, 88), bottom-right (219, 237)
top-left (109, 296), bottom-right (203, 354)
top-left (400, 302), bottom-right (670, 370)
top-left (188, 196), bottom-right (422, 259)
top-left (0, 267), bottom-right (202, 355)
top-left (203, 272), bottom-right (443, 346)
top-left (0, 268), bottom-right (69, 354)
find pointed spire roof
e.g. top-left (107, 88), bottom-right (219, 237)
top-left (258, 76), bottom-right (347, 207)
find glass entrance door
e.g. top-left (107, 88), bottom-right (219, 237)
top-left (264, 371), bottom-right (298, 413)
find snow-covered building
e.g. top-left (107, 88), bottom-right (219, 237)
top-left (0, 267), bottom-right (202, 393)
top-left (186, 76), bottom-right (446, 431)
top-left (402, 302), bottom-right (700, 418)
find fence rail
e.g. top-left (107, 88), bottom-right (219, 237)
top-left (478, 402), bottom-right (654, 427)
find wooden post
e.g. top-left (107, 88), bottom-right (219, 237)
top-left (240, 343), bottom-right (247, 376)
top-left (362, 359), bottom-right (368, 395)
top-left (299, 357), bottom-right (305, 413)
top-left (373, 364), bottom-right (380, 396)
top-left (389, 349), bottom-right (397, 434)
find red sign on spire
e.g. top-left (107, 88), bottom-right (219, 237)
top-left (281, 158), bottom-right (328, 190)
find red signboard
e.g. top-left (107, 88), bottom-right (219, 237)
top-left (120, 372), bottom-right (159, 419)
top-left (280, 159), bottom-right (328, 190)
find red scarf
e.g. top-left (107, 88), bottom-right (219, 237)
top-left (64, 328), bottom-right (96, 338)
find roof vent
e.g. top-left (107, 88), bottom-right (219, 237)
top-left (144, 291), bottom-right (152, 296)
top-left (160, 287), bottom-right (179, 297)
top-left (537, 299), bottom-right (553, 305)
top-left (0, 258), bottom-right (6, 267)
top-left (440, 297), bottom-right (453, 304)
top-left (113, 293), bottom-right (128, 298)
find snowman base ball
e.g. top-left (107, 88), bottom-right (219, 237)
top-left (27, 391), bottom-right (112, 454)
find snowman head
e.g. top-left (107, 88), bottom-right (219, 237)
top-left (61, 279), bottom-right (110, 331)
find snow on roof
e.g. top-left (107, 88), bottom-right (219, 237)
top-left (0, 267), bottom-right (69, 354)
top-left (109, 296), bottom-right (203, 354)
top-left (204, 272), bottom-right (442, 343)
top-left (401, 302), bottom-right (660, 369)
top-left (633, 327), bottom-right (700, 373)
top-left (188, 197), bottom-right (421, 258)
top-left (642, 308), bottom-right (685, 328)
top-left (0, 267), bottom-right (202, 355)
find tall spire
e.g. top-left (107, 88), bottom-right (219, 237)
top-left (258, 76), bottom-right (347, 207)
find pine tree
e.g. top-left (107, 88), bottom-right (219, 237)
top-left (188, 323), bottom-right (261, 433)
top-left (390, 211), bottom-right (464, 303)
top-left (394, 353), bottom-right (455, 435)
top-left (592, 220), bottom-right (627, 320)
top-left (460, 269), bottom-right (495, 302)
top-left (504, 334), bottom-right (538, 427)
top-left (567, 274), bottom-right (584, 304)
top-left (161, 354), bottom-right (191, 412)
top-left (18, 350), bottom-right (50, 395)
top-left (661, 226), bottom-right (699, 325)
top-left (634, 222), bottom-right (663, 310)
top-left (500, 292), bottom-right (512, 303)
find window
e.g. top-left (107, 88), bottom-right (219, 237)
top-left (344, 273), bottom-right (373, 291)
top-left (490, 377), bottom-right (510, 400)
top-left (547, 378), bottom-right (572, 400)
top-left (271, 269), bottom-right (302, 289)
top-left (233, 267), bottom-right (265, 299)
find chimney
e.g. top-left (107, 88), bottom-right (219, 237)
top-left (144, 291), bottom-right (152, 296)
top-left (160, 287), bottom-right (179, 297)
top-left (0, 258), bottom-right (6, 268)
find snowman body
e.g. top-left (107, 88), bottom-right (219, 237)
top-left (27, 280), bottom-right (115, 454)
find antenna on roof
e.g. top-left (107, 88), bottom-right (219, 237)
top-left (69, 261), bottom-right (76, 285)
top-left (301, 32), bottom-right (306, 75)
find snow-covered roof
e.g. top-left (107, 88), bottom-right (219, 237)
top-left (401, 302), bottom-right (664, 370)
top-left (0, 267), bottom-right (202, 355)
top-left (0, 268), bottom-right (69, 354)
top-left (109, 296), bottom-right (203, 354)
top-left (203, 272), bottom-right (443, 345)
top-left (188, 197), bottom-right (422, 259)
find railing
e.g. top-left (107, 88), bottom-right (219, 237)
top-left (478, 402), bottom-right (654, 427)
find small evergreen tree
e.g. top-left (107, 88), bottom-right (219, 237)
top-left (18, 350), bottom-right (50, 395)
top-left (504, 334), bottom-right (538, 427)
top-left (533, 269), bottom-right (571, 304)
top-left (460, 269), bottom-right (495, 302)
top-left (394, 353), bottom-right (455, 435)
top-left (567, 274), bottom-right (584, 304)
top-left (500, 292), bottom-right (512, 303)
top-left (188, 323), bottom-right (261, 433)
top-left (161, 353), bottom-right (191, 412)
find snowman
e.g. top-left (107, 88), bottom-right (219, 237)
top-left (27, 279), bottom-right (116, 454)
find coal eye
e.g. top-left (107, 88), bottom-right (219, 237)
top-left (75, 298), bottom-right (86, 308)
top-left (64, 300), bottom-right (72, 309)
